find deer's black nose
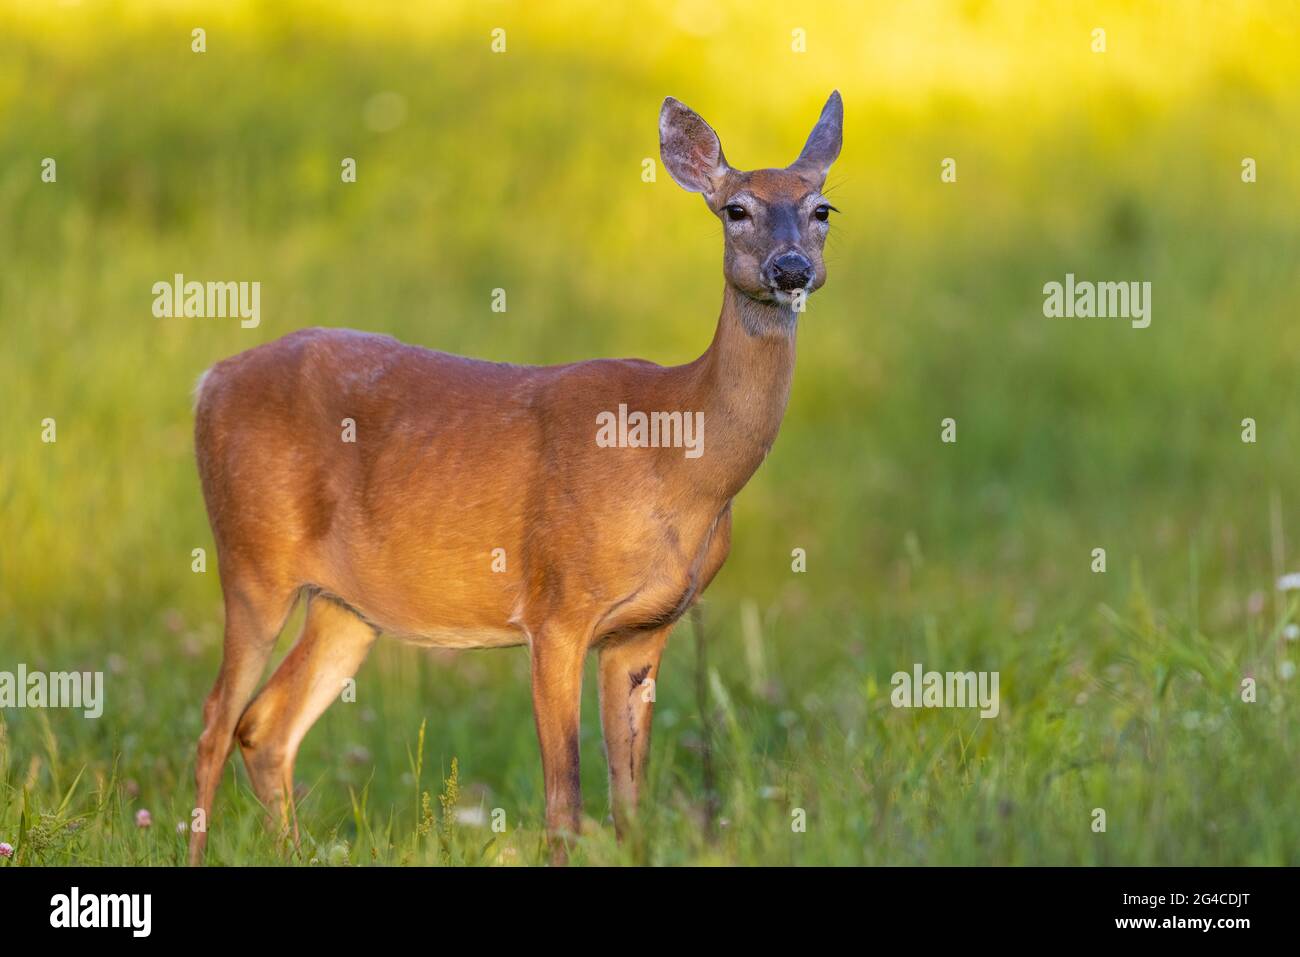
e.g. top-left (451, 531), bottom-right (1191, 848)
top-left (766, 251), bottom-right (814, 291)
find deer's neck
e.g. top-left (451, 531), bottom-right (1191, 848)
top-left (684, 284), bottom-right (798, 501)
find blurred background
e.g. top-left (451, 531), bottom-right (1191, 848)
top-left (1, 0), bottom-right (1298, 865)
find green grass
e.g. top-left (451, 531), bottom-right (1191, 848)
top-left (1, 1), bottom-right (1298, 865)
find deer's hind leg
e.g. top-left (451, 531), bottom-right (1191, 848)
top-left (528, 627), bottom-right (590, 865)
top-left (190, 581), bottom-right (298, 866)
top-left (236, 594), bottom-right (378, 843)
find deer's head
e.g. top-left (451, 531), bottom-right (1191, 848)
top-left (660, 91), bottom-right (842, 307)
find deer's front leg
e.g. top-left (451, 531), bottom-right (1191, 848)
top-left (598, 625), bottom-right (671, 837)
top-left (529, 636), bottom-right (587, 864)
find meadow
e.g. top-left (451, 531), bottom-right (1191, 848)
top-left (0, 0), bottom-right (1298, 865)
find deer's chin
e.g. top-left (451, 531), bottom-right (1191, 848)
top-left (731, 281), bottom-right (789, 305)
top-left (729, 276), bottom-right (815, 309)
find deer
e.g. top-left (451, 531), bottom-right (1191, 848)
top-left (188, 91), bottom-right (843, 865)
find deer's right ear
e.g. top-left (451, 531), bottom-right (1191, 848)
top-left (789, 90), bottom-right (843, 188)
top-left (659, 97), bottom-right (729, 198)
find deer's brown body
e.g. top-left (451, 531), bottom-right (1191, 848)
top-left (189, 92), bottom-right (842, 865)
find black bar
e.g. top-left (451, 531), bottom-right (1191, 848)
top-left (1, 865), bottom-right (1291, 943)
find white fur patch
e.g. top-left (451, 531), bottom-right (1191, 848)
top-left (191, 367), bottom-right (213, 412)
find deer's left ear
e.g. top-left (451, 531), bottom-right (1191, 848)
top-left (660, 97), bottom-right (730, 199)
top-left (789, 90), bottom-right (842, 187)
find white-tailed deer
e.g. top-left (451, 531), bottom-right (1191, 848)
top-left (189, 92), bottom-right (842, 865)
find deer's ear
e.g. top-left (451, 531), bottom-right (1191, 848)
top-left (659, 97), bottom-right (729, 197)
top-left (789, 90), bottom-right (843, 187)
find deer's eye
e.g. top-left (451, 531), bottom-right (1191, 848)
top-left (723, 204), bottom-right (748, 222)
top-left (813, 204), bottom-right (835, 222)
